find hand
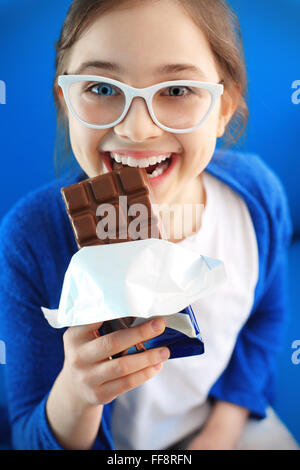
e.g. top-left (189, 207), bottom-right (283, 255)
top-left (186, 401), bottom-right (249, 450)
top-left (186, 430), bottom-right (235, 450)
top-left (61, 318), bottom-right (170, 407)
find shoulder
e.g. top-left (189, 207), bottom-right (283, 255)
top-left (0, 171), bottom-right (81, 243)
top-left (208, 149), bottom-right (286, 208)
top-left (0, 171), bottom-right (83, 274)
top-left (207, 149), bottom-right (293, 246)
top-left (0, 172), bottom-right (84, 304)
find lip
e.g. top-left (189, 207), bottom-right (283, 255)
top-left (100, 151), bottom-right (180, 187)
top-left (102, 149), bottom-right (176, 159)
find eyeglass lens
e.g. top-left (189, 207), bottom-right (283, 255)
top-left (68, 80), bottom-right (212, 130)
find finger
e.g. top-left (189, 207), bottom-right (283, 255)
top-left (99, 362), bottom-right (165, 404)
top-left (82, 318), bottom-right (166, 363)
top-left (89, 346), bottom-right (170, 386)
top-left (65, 321), bottom-right (104, 344)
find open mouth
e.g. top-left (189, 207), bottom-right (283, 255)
top-left (101, 151), bottom-right (177, 181)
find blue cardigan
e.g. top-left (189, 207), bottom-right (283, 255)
top-left (0, 150), bottom-right (293, 450)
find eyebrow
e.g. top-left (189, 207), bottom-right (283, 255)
top-left (71, 60), bottom-right (208, 79)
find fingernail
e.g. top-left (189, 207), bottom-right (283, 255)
top-left (151, 318), bottom-right (165, 332)
top-left (154, 363), bottom-right (163, 371)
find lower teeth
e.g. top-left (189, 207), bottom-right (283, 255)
top-left (148, 159), bottom-right (170, 178)
top-left (148, 163), bottom-right (167, 179)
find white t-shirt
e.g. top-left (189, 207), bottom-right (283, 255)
top-left (111, 169), bottom-right (259, 450)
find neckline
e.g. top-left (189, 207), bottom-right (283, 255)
top-left (175, 170), bottom-right (218, 245)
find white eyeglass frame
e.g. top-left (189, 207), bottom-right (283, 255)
top-left (58, 74), bottom-right (224, 134)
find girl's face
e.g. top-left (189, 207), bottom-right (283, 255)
top-left (63, 0), bottom-right (235, 206)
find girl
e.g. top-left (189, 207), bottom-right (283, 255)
top-left (0, 0), bottom-right (298, 450)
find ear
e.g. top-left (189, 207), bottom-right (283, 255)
top-left (217, 89), bottom-right (238, 138)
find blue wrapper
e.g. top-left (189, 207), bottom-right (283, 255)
top-left (98, 304), bottom-right (204, 360)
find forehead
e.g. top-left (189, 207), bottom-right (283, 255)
top-left (67, 0), bottom-right (219, 81)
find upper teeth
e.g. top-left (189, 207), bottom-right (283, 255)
top-left (110, 152), bottom-right (171, 168)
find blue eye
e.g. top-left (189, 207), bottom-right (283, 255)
top-left (168, 86), bottom-right (188, 96)
top-left (161, 86), bottom-right (194, 99)
top-left (88, 83), bottom-right (118, 96)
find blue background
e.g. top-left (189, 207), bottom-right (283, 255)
top-left (0, 0), bottom-right (299, 449)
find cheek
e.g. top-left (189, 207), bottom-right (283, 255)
top-left (68, 118), bottom-right (106, 176)
top-left (69, 118), bottom-right (99, 177)
top-left (193, 105), bottom-right (221, 156)
top-left (187, 102), bottom-right (222, 151)
top-left (69, 118), bottom-right (92, 153)
top-left (204, 101), bottom-right (222, 137)
top-left (185, 119), bottom-right (219, 158)
top-left (179, 109), bottom-right (220, 175)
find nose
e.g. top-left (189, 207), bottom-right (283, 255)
top-left (113, 97), bottom-right (164, 140)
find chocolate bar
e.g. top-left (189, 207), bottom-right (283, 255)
top-left (61, 167), bottom-right (164, 249)
top-left (61, 169), bottom-right (204, 361)
top-left (61, 167), bottom-right (166, 356)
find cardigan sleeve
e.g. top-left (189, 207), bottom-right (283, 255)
top-left (208, 172), bottom-right (294, 419)
top-left (0, 197), bottom-right (114, 450)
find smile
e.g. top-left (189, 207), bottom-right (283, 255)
top-left (100, 151), bottom-right (180, 186)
